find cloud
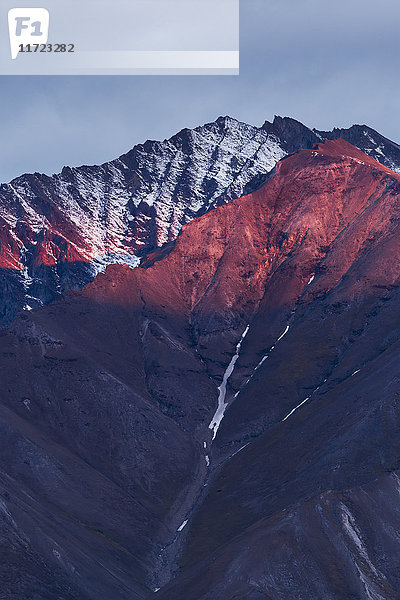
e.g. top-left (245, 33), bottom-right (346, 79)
top-left (0, 0), bottom-right (399, 182)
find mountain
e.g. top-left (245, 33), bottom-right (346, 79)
top-left (1, 139), bottom-right (400, 599)
top-left (1, 115), bottom-right (400, 326)
top-left (263, 115), bottom-right (400, 173)
top-left (0, 116), bottom-right (286, 325)
top-left (317, 123), bottom-right (400, 173)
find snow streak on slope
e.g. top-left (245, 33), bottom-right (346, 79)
top-left (276, 325), bottom-right (290, 342)
top-left (177, 520), bottom-right (188, 532)
top-left (233, 323), bottom-right (292, 400)
top-left (209, 325), bottom-right (250, 440)
top-left (281, 397), bottom-right (310, 422)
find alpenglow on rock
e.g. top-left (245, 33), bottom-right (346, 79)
top-left (1, 115), bottom-right (400, 325)
top-left (2, 139), bottom-right (400, 599)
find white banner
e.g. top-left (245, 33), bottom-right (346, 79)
top-left (1, 0), bottom-right (239, 75)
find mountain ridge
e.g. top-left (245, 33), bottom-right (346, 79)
top-left (2, 138), bottom-right (400, 598)
top-left (1, 115), bottom-right (400, 327)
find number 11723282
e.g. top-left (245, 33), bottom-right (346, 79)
top-left (18, 43), bottom-right (74, 53)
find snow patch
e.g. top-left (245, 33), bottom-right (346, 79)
top-left (177, 520), bottom-right (188, 532)
top-left (209, 325), bottom-right (250, 440)
top-left (230, 442), bottom-right (250, 458)
top-left (91, 253), bottom-right (141, 276)
top-left (341, 503), bottom-right (382, 581)
top-left (234, 322), bottom-right (291, 398)
top-left (282, 397), bottom-right (310, 422)
top-left (276, 325), bottom-right (290, 342)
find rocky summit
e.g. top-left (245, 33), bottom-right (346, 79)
top-left (1, 119), bottom-right (400, 599)
top-left (1, 115), bottom-right (400, 326)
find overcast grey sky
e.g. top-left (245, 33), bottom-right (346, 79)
top-left (1, 0), bottom-right (400, 182)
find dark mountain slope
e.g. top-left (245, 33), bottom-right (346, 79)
top-left (0, 140), bottom-right (400, 598)
top-left (158, 471), bottom-right (400, 600)
top-left (155, 143), bottom-right (400, 598)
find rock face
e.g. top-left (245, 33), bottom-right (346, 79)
top-left (1, 139), bottom-right (400, 599)
top-left (317, 123), bottom-right (400, 173)
top-left (1, 115), bottom-right (400, 326)
top-left (0, 116), bottom-right (287, 325)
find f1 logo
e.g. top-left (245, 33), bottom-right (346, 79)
top-left (8, 8), bottom-right (50, 59)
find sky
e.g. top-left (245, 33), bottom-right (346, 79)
top-left (0, 0), bottom-right (400, 182)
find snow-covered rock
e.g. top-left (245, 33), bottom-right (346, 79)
top-left (0, 115), bottom-right (399, 325)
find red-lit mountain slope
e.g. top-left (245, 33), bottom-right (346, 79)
top-left (1, 140), bottom-right (400, 599)
top-left (1, 115), bottom-right (400, 327)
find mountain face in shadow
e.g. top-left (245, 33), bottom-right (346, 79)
top-left (1, 115), bottom-right (400, 326)
top-left (1, 139), bottom-right (400, 599)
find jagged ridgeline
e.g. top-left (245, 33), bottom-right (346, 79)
top-left (1, 137), bottom-right (400, 599)
top-left (1, 115), bottom-right (400, 325)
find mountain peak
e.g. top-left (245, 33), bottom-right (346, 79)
top-left (1, 114), bottom-right (400, 328)
top-left (3, 131), bottom-right (400, 599)
top-left (261, 115), bottom-right (321, 152)
top-left (312, 137), bottom-right (390, 166)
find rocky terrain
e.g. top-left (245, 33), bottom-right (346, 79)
top-left (1, 136), bottom-right (400, 598)
top-left (1, 115), bottom-right (400, 326)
